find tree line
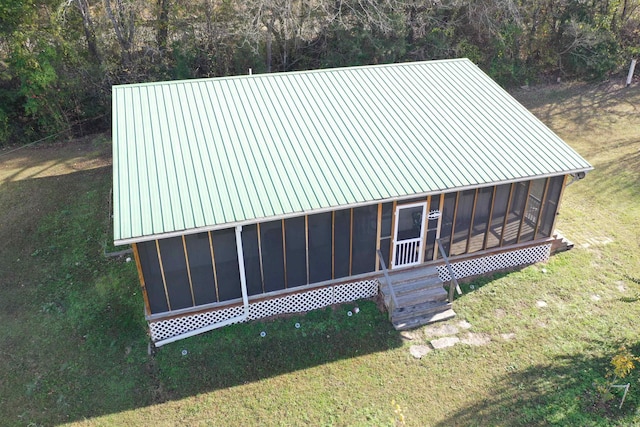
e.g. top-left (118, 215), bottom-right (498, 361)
top-left (1, 0), bottom-right (638, 146)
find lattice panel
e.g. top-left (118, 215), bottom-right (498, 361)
top-left (149, 279), bottom-right (379, 343)
top-left (149, 305), bottom-right (244, 343)
top-left (437, 244), bottom-right (551, 281)
top-left (333, 280), bottom-right (379, 304)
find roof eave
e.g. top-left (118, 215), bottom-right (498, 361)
top-left (114, 167), bottom-right (592, 246)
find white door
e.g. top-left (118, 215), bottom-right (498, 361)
top-left (392, 202), bottom-right (427, 268)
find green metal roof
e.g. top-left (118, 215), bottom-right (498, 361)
top-left (112, 58), bottom-right (592, 244)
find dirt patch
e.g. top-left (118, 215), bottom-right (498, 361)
top-left (0, 134), bottom-right (111, 184)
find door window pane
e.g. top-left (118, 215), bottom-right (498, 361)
top-left (396, 205), bottom-right (424, 240)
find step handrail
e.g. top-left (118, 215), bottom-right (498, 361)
top-left (435, 238), bottom-right (462, 302)
top-left (376, 249), bottom-right (399, 310)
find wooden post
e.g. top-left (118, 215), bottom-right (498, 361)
top-left (256, 223), bottom-right (266, 293)
top-left (499, 184), bottom-right (515, 247)
top-left (448, 192), bottom-right (460, 254)
top-left (182, 235), bottom-right (196, 306)
top-left (627, 59), bottom-right (637, 87)
top-left (465, 189), bottom-right (479, 253)
top-left (281, 219), bottom-right (288, 289)
top-left (375, 203), bottom-right (383, 271)
top-left (433, 194), bottom-right (444, 261)
top-left (331, 211), bottom-right (335, 279)
top-left (550, 175), bottom-right (569, 237)
top-left (389, 201), bottom-right (398, 267)
top-left (155, 240), bottom-right (172, 311)
top-left (534, 178), bottom-right (551, 240)
top-left (207, 232), bottom-right (220, 302)
top-left (516, 181), bottom-right (532, 244)
top-left (131, 243), bottom-right (152, 315)
top-left (305, 215), bottom-right (310, 284)
top-left (349, 209), bottom-right (354, 276)
top-left (482, 186), bottom-right (497, 250)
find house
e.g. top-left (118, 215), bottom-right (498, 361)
top-left (112, 59), bottom-right (592, 346)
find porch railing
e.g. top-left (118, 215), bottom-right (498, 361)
top-left (376, 249), bottom-right (398, 310)
top-left (435, 238), bottom-right (462, 302)
top-left (525, 194), bottom-right (542, 225)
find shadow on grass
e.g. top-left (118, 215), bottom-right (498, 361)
top-left (433, 341), bottom-right (640, 427)
top-left (516, 82), bottom-right (640, 136)
top-left (0, 158), bottom-right (404, 425)
top-left (152, 300), bottom-right (403, 400)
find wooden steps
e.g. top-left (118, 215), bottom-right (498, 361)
top-left (379, 265), bottom-right (456, 331)
top-left (551, 231), bottom-right (574, 253)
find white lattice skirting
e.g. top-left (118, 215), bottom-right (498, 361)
top-left (149, 279), bottom-right (379, 343)
top-left (436, 244), bottom-right (552, 281)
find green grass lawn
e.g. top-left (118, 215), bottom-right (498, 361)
top-left (1, 82), bottom-right (639, 426)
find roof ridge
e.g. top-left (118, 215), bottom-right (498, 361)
top-left (112, 58), bottom-right (472, 90)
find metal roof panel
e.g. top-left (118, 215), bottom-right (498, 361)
top-left (112, 59), bottom-right (592, 243)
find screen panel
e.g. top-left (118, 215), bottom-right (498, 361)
top-left (538, 175), bottom-right (564, 238)
top-left (242, 224), bottom-right (264, 296)
top-left (308, 212), bottom-right (332, 284)
top-left (450, 190), bottom-right (475, 256)
top-left (351, 205), bottom-right (378, 275)
top-left (424, 196), bottom-right (439, 261)
top-left (438, 192), bottom-right (457, 256)
top-left (486, 184), bottom-right (511, 249)
top-left (380, 203), bottom-right (393, 239)
top-left (520, 178), bottom-right (546, 242)
top-left (184, 232), bottom-right (217, 306)
top-left (334, 209), bottom-right (351, 278)
top-left (285, 217), bottom-right (308, 288)
top-left (468, 187), bottom-right (493, 253)
top-left (503, 181), bottom-right (529, 246)
top-left (211, 228), bottom-right (242, 301)
top-left (260, 220), bottom-right (286, 292)
top-left (136, 241), bottom-right (169, 314)
top-left (157, 237), bottom-right (193, 310)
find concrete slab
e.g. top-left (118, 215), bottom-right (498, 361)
top-left (424, 323), bottom-right (459, 338)
top-left (457, 320), bottom-right (472, 329)
top-left (460, 333), bottom-right (491, 346)
top-left (430, 336), bottom-right (460, 349)
top-left (409, 345), bottom-right (432, 359)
